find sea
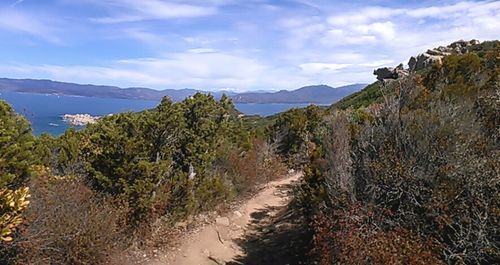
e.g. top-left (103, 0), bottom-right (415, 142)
top-left (0, 91), bottom-right (312, 135)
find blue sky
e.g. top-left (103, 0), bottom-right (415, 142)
top-left (0, 0), bottom-right (498, 91)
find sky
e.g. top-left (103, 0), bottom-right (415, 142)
top-left (0, 0), bottom-right (498, 91)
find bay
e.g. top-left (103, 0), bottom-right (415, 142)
top-left (0, 91), bottom-right (313, 135)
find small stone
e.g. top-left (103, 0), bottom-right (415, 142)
top-left (175, 221), bottom-right (188, 229)
top-left (216, 217), bottom-right (230, 226)
top-left (203, 249), bottom-right (210, 256)
top-left (233, 211), bottom-right (243, 218)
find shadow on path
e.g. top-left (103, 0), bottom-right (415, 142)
top-left (227, 183), bottom-right (313, 265)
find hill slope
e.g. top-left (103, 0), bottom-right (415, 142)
top-left (232, 84), bottom-right (366, 104)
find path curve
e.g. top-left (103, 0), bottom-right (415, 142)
top-left (150, 173), bottom-right (302, 265)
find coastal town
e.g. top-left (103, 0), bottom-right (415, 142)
top-left (62, 114), bottom-right (100, 126)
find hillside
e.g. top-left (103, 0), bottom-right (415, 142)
top-left (232, 84), bottom-right (366, 104)
top-left (0, 78), bottom-right (365, 104)
top-left (269, 39), bottom-right (499, 264)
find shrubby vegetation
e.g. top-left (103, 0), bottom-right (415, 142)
top-left (269, 105), bottom-right (326, 167)
top-left (296, 41), bottom-right (500, 264)
top-left (0, 94), bottom-right (286, 264)
top-left (1, 40), bottom-right (498, 264)
top-left (0, 102), bottom-right (34, 261)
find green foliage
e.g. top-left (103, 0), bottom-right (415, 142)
top-left (0, 101), bottom-right (35, 263)
top-left (0, 101), bottom-right (34, 189)
top-left (270, 105), bottom-right (325, 167)
top-left (31, 93), bottom-right (257, 223)
top-left (82, 111), bottom-right (175, 221)
top-left (330, 82), bottom-right (383, 110)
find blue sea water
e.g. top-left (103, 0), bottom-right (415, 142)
top-left (0, 92), bottom-right (312, 135)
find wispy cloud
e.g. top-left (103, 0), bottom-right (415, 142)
top-left (122, 27), bottom-right (168, 46)
top-left (299, 63), bottom-right (350, 75)
top-left (10, 0), bottom-right (25, 7)
top-left (90, 0), bottom-right (217, 23)
top-left (0, 8), bottom-right (61, 43)
top-left (1, 0), bottom-right (499, 90)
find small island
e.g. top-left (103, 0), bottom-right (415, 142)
top-left (62, 114), bottom-right (100, 126)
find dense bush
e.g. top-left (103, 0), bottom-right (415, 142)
top-left (1, 92), bottom-right (289, 264)
top-left (214, 138), bottom-right (287, 195)
top-left (0, 100), bottom-right (34, 188)
top-left (15, 171), bottom-right (127, 265)
top-left (303, 44), bottom-right (500, 264)
top-left (314, 205), bottom-right (443, 265)
top-left (270, 105), bottom-right (325, 167)
top-left (0, 101), bottom-right (34, 262)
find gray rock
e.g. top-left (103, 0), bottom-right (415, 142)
top-left (409, 53), bottom-right (443, 72)
top-left (233, 211), bottom-right (243, 218)
top-left (426, 49), bottom-right (441, 56)
top-left (413, 40), bottom-right (481, 72)
top-left (215, 217), bottom-right (230, 226)
top-left (374, 67), bottom-right (396, 81)
top-left (374, 64), bottom-right (408, 81)
top-left (408, 56), bottom-right (417, 72)
top-left (450, 39), bottom-right (468, 49)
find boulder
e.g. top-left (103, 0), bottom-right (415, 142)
top-left (450, 39), bottom-right (469, 49)
top-left (408, 56), bottom-right (417, 72)
top-left (409, 53), bottom-right (443, 72)
top-left (374, 64), bottom-right (408, 82)
top-left (374, 67), bottom-right (395, 81)
top-left (394, 63), bottom-right (409, 77)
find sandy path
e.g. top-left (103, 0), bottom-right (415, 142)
top-left (149, 173), bottom-right (302, 265)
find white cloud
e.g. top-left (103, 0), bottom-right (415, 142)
top-left (122, 27), bottom-right (168, 46)
top-left (0, 9), bottom-right (61, 43)
top-left (1, 52), bottom-right (271, 90)
top-left (187, 48), bottom-right (218, 54)
top-left (2, 0), bottom-right (499, 91)
top-left (299, 63), bottom-right (350, 75)
top-left (270, 1), bottom-right (500, 89)
top-left (358, 60), bottom-right (394, 67)
top-left (327, 6), bottom-right (404, 26)
top-left (91, 0), bottom-right (217, 23)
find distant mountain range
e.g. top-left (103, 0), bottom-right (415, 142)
top-left (231, 84), bottom-right (366, 104)
top-left (0, 78), bottom-right (366, 104)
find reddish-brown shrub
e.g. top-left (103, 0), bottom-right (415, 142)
top-left (313, 204), bottom-right (443, 265)
top-left (15, 174), bottom-right (129, 265)
top-left (215, 138), bottom-right (287, 195)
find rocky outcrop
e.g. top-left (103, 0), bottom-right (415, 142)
top-left (374, 40), bottom-right (482, 83)
top-left (62, 114), bottom-right (100, 126)
top-left (374, 64), bottom-right (409, 82)
top-left (408, 39), bottom-right (481, 72)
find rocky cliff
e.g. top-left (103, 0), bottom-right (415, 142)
top-left (374, 39), bottom-right (482, 82)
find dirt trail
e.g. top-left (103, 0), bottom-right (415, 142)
top-left (149, 173), bottom-right (308, 265)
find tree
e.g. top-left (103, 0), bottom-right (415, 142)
top-left (0, 101), bottom-right (34, 189)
